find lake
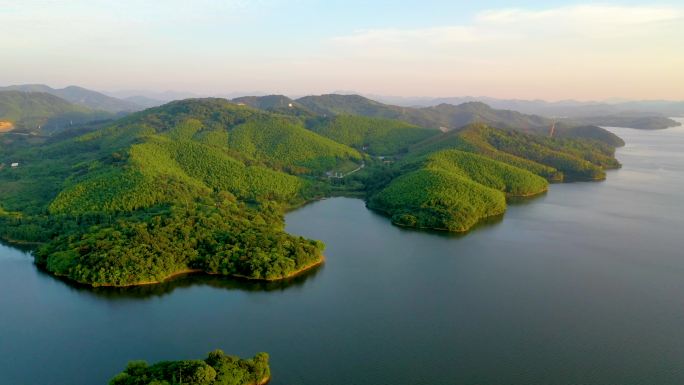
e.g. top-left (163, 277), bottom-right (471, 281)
top-left (1, 120), bottom-right (684, 385)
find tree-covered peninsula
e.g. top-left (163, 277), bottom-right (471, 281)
top-left (0, 95), bottom-right (624, 286)
top-left (109, 350), bottom-right (270, 385)
top-left (368, 149), bottom-right (548, 231)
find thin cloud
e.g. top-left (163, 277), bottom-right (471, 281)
top-left (333, 4), bottom-right (684, 46)
top-left (478, 5), bottom-right (682, 25)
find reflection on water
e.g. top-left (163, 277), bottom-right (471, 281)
top-left (44, 264), bottom-right (325, 300)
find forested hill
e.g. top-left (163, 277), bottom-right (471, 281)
top-left (0, 90), bottom-right (116, 133)
top-left (365, 123), bottom-right (621, 232)
top-left (105, 98), bottom-right (362, 173)
top-left (294, 94), bottom-right (622, 145)
top-left (0, 96), bottom-right (624, 287)
top-left (0, 84), bottom-right (141, 113)
top-left (0, 98), bottom-right (365, 286)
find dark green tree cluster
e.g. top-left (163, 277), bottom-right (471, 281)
top-left (109, 350), bottom-right (270, 385)
top-left (36, 195), bottom-right (324, 286)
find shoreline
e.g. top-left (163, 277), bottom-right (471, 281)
top-left (369, 187), bottom-right (548, 234)
top-left (59, 255), bottom-right (326, 288)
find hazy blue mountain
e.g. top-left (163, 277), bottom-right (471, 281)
top-left (0, 90), bottom-right (116, 133)
top-left (0, 84), bottom-right (141, 113)
top-left (122, 95), bottom-right (166, 108)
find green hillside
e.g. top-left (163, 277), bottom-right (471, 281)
top-left (48, 135), bottom-right (304, 215)
top-left (422, 150), bottom-right (549, 196)
top-left (226, 116), bottom-right (361, 172)
top-left (409, 124), bottom-right (619, 181)
top-left (368, 150), bottom-right (548, 232)
top-left (307, 115), bottom-right (439, 155)
top-left (107, 98), bottom-right (362, 173)
top-left (368, 168), bottom-right (507, 232)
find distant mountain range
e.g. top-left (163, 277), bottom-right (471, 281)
top-left (0, 84), bottom-right (142, 113)
top-left (369, 95), bottom-right (684, 119)
top-left (1, 84), bottom-right (680, 135)
top-left (230, 94), bottom-right (624, 145)
top-left (0, 90), bottom-right (116, 133)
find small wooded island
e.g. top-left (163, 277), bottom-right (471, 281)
top-left (109, 350), bottom-right (270, 385)
top-left (0, 93), bottom-right (623, 287)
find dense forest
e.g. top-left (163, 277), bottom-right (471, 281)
top-left (0, 95), bottom-right (625, 285)
top-left (109, 350), bottom-right (270, 385)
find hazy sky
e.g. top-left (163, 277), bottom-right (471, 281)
top-left (1, 0), bottom-right (683, 100)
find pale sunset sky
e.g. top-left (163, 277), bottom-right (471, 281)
top-left (1, 0), bottom-right (683, 100)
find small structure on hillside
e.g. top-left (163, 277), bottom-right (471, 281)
top-left (11, 162), bottom-right (19, 168)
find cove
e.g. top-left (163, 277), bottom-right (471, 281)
top-left (1, 122), bottom-right (684, 385)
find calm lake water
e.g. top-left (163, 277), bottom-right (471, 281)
top-left (2, 121), bottom-right (684, 385)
